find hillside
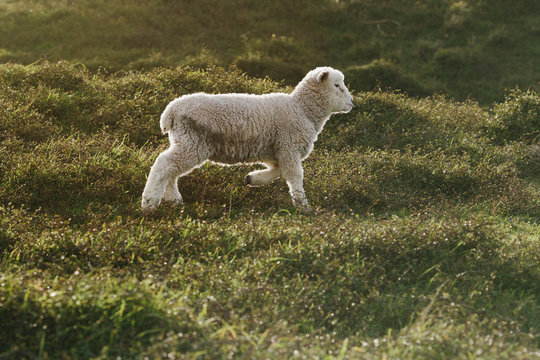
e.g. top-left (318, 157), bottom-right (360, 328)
top-left (1, 0), bottom-right (540, 357)
top-left (0, 0), bottom-right (539, 103)
top-left (0, 62), bottom-right (539, 358)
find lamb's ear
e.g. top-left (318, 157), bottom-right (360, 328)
top-left (317, 71), bottom-right (329, 83)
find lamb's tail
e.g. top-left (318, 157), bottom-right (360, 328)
top-left (159, 104), bottom-right (175, 134)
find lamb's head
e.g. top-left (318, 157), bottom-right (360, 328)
top-left (296, 67), bottom-right (354, 115)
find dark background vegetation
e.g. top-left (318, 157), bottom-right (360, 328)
top-left (1, 0), bottom-right (539, 103)
top-left (0, 0), bottom-right (539, 359)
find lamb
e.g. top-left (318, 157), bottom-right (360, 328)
top-left (141, 66), bottom-right (354, 213)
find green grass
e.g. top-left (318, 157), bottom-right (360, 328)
top-left (0, 62), bottom-right (539, 359)
top-left (0, 1), bottom-right (539, 358)
top-left (0, 0), bottom-right (539, 103)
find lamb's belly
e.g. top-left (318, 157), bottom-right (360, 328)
top-left (209, 141), bottom-right (272, 164)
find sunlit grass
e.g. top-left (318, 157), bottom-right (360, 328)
top-left (0, 62), bottom-right (539, 359)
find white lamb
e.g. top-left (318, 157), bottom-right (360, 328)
top-left (141, 66), bottom-right (354, 213)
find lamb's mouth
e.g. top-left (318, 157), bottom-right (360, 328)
top-left (344, 102), bottom-right (354, 112)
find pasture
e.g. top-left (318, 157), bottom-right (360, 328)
top-left (0, 0), bottom-right (539, 359)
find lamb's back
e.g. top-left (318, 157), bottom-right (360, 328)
top-left (174, 92), bottom-right (302, 139)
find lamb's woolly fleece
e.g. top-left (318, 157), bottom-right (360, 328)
top-left (142, 66), bottom-right (354, 212)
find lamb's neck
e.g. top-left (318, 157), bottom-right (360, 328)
top-left (292, 86), bottom-right (332, 133)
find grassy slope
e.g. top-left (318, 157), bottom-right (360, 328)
top-left (0, 0), bottom-right (539, 103)
top-left (0, 0), bottom-right (539, 358)
top-left (0, 62), bottom-right (539, 359)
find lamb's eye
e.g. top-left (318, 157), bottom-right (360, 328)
top-left (334, 84), bottom-right (340, 88)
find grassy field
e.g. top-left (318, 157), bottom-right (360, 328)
top-left (1, 0), bottom-right (540, 359)
top-left (0, 61), bottom-right (539, 359)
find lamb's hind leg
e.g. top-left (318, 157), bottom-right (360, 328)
top-left (142, 141), bottom-right (208, 213)
top-left (245, 162), bottom-right (281, 187)
top-left (162, 176), bottom-right (182, 205)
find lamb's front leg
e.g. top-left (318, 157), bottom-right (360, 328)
top-left (279, 155), bottom-right (312, 212)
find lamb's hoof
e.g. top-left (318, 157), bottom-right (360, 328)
top-left (245, 175), bottom-right (252, 186)
top-left (141, 206), bottom-right (157, 216)
top-left (141, 197), bottom-right (160, 215)
top-left (294, 204), bottom-right (314, 215)
top-left (163, 198), bottom-right (183, 207)
top-left (300, 206), bottom-right (314, 215)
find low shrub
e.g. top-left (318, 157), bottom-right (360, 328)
top-left (344, 59), bottom-right (430, 97)
top-left (487, 88), bottom-right (540, 144)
